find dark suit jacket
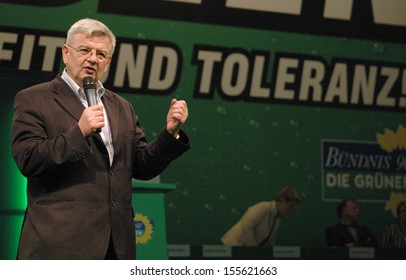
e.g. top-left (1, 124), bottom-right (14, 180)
top-left (11, 75), bottom-right (190, 259)
top-left (325, 223), bottom-right (378, 247)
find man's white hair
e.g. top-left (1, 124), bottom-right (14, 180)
top-left (66, 18), bottom-right (116, 55)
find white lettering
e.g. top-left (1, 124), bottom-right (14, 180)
top-left (325, 63), bottom-right (348, 104)
top-left (371, 0), bottom-right (406, 27)
top-left (396, 154), bottom-right (406, 171)
top-left (376, 67), bottom-right (398, 107)
top-left (114, 43), bottom-right (148, 88)
top-left (38, 36), bottom-right (64, 71)
top-left (401, 69), bottom-right (406, 107)
top-left (164, 0), bottom-right (201, 4)
top-left (0, 32), bottom-right (17, 62)
top-left (299, 60), bottom-right (325, 101)
top-left (354, 173), bottom-right (406, 190)
top-left (323, 0), bottom-right (354, 20)
top-left (274, 57), bottom-right (298, 100)
top-left (18, 34), bottom-right (35, 70)
top-left (326, 172), bottom-right (350, 188)
top-left (226, 0), bottom-right (302, 15)
top-left (325, 147), bottom-right (340, 168)
top-left (196, 50), bottom-right (223, 94)
top-left (148, 46), bottom-right (179, 90)
top-left (221, 53), bottom-right (249, 96)
top-left (250, 55), bottom-right (271, 98)
top-left (351, 64), bottom-right (377, 105)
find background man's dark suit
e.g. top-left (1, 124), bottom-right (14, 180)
top-left (11, 75), bottom-right (190, 259)
top-left (325, 223), bottom-right (378, 247)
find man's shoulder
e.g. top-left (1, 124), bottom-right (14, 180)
top-left (103, 88), bottom-right (129, 102)
top-left (18, 75), bottom-right (61, 94)
top-left (254, 200), bottom-right (274, 206)
top-left (356, 224), bottom-right (374, 232)
top-left (325, 223), bottom-right (343, 232)
top-left (249, 201), bottom-right (275, 211)
top-left (102, 89), bottom-right (135, 114)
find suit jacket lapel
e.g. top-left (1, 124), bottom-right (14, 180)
top-left (102, 90), bottom-right (120, 151)
top-left (51, 75), bottom-right (85, 122)
top-left (51, 75), bottom-right (106, 145)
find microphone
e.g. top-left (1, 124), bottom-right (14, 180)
top-left (83, 76), bottom-right (101, 133)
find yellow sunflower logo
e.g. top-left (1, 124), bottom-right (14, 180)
top-left (376, 124), bottom-right (406, 153)
top-left (134, 213), bottom-right (153, 244)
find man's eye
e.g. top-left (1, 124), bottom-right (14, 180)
top-left (97, 52), bottom-right (107, 59)
top-left (78, 48), bottom-right (91, 55)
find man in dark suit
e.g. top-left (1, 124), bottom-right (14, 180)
top-left (325, 199), bottom-right (378, 247)
top-left (11, 18), bottom-right (190, 259)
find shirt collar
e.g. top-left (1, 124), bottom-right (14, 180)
top-left (61, 69), bottom-right (106, 99)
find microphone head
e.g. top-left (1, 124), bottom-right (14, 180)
top-left (83, 76), bottom-right (96, 90)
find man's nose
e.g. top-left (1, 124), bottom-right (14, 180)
top-left (86, 50), bottom-right (98, 63)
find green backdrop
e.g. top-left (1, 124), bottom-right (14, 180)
top-left (1, 0), bottom-right (405, 259)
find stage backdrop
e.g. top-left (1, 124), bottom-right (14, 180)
top-left (1, 0), bottom-right (405, 259)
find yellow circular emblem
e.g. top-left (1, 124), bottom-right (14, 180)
top-left (134, 213), bottom-right (153, 244)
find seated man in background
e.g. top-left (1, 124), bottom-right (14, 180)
top-left (325, 199), bottom-right (378, 247)
top-left (382, 200), bottom-right (406, 252)
top-left (221, 187), bottom-right (300, 247)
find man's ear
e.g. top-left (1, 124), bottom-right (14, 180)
top-left (62, 45), bottom-right (69, 64)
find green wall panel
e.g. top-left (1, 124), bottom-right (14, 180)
top-left (1, 1), bottom-right (405, 259)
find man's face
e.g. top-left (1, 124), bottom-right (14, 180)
top-left (398, 204), bottom-right (406, 225)
top-left (278, 198), bottom-right (297, 216)
top-left (342, 200), bottom-right (360, 222)
top-left (62, 32), bottom-right (111, 88)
